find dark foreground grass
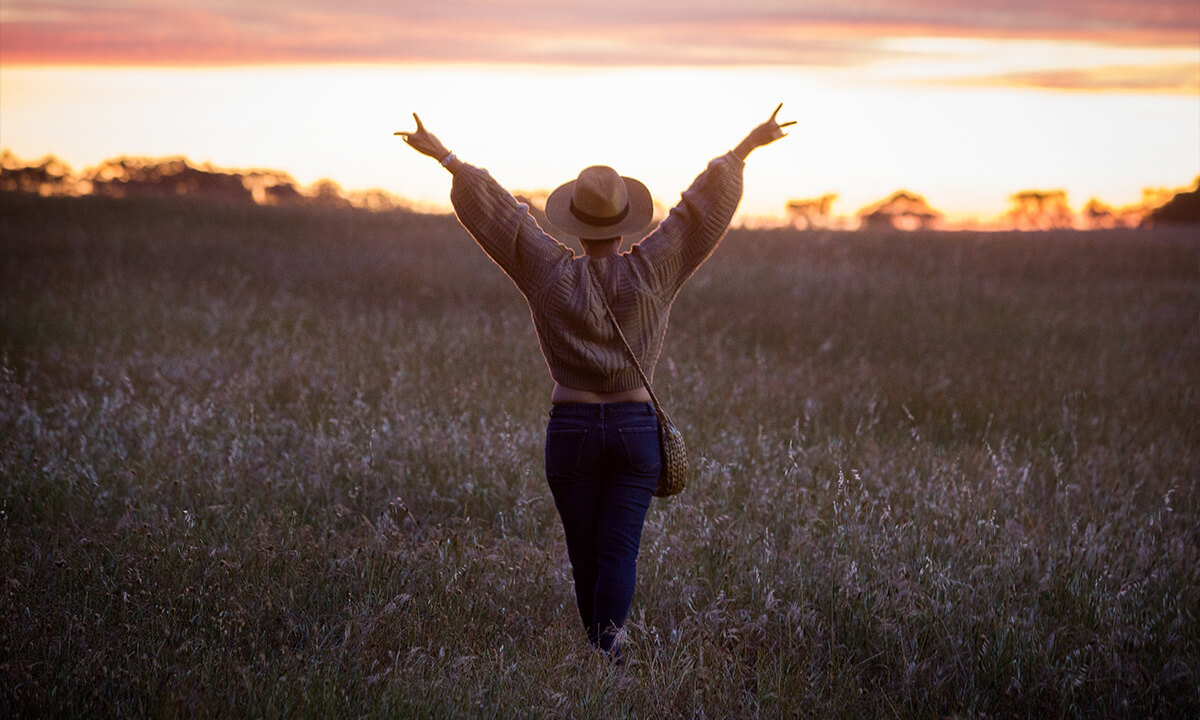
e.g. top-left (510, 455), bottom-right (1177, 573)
top-left (1, 191), bottom-right (1198, 718)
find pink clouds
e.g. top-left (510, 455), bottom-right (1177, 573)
top-left (1, 0), bottom-right (1196, 68)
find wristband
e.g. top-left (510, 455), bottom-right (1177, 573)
top-left (440, 152), bottom-right (456, 167)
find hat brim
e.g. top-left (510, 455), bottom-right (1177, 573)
top-left (544, 176), bottom-right (654, 239)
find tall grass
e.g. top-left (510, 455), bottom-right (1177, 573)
top-left (2, 192), bottom-right (1197, 718)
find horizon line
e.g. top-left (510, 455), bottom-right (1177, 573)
top-left (4, 148), bottom-right (1196, 231)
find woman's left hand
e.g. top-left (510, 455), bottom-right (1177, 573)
top-left (394, 113), bottom-right (452, 162)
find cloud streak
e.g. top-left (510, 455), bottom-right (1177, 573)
top-left (957, 63), bottom-right (1200, 94)
top-left (2, 0), bottom-right (1197, 73)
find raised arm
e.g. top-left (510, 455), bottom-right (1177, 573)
top-left (394, 113), bottom-right (570, 295)
top-left (633, 104), bottom-right (795, 298)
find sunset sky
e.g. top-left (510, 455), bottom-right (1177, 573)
top-left (1, 0), bottom-right (1197, 224)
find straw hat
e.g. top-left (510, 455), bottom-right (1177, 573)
top-left (545, 165), bottom-right (654, 239)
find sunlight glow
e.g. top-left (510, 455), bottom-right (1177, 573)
top-left (2, 58), bottom-right (1198, 225)
top-left (876, 38), bottom-right (1200, 93)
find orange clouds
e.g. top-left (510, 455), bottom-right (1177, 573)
top-left (961, 63), bottom-right (1200, 94)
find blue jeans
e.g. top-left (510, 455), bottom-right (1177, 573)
top-left (544, 402), bottom-right (660, 654)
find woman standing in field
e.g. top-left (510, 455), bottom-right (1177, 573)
top-left (396, 106), bottom-right (794, 658)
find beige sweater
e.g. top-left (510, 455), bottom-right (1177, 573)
top-left (449, 152), bottom-right (745, 393)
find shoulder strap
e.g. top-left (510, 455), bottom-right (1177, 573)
top-left (586, 261), bottom-right (667, 416)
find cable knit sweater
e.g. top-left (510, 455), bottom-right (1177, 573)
top-left (449, 152), bottom-right (745, 393)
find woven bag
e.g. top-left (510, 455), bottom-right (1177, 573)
top-left (653, 408), bottom-right (689, 497)
top-left (588, 262), bottom-right (690, 497)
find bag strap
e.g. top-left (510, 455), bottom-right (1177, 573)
top-left (586, 261), bottom-right (668, 418)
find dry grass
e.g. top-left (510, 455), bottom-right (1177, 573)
top-left (1, 192), bottom-right (1198, 718)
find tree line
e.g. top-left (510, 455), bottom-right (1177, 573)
top-left (0, 151), bottom-right (405, 212)
top-left (3, 150), bottom-right (1197, 229)
top-left (786, 180), bottom-right (1199, 231)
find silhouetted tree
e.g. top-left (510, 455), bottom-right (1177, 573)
top-left (262, 183), bottom-right (305, 206)
top-left (1083, 199), bottom-right (1126, 229)
top-left (86, 156), bottom-right (254, 204)
top-left (857, 190), bottom-right (941, 231)
top-left (1141, 177), bottom-right (1200, 228)
top-left (0, 153), bottom-right (77, 195)
top-left (308, 179), bottom-right (350, 208)
top-left (1007, 190), bottom-right (1073, 230)
top-left (241, 170), bottom-right (304, 206)
top-left (348, 188), bottom-right (403, 212)
top-left (785, 193), bottom-right (838, 230)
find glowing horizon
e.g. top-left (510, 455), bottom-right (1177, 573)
top-left (1, 1), bottom-right (1197, 225)
top-left (3, 60), bottom-right (1197, 225)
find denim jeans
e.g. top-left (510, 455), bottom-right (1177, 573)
top-left (544, 402), bottom-right (660, 654)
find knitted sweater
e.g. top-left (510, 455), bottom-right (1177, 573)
top-left (449, 152), bottom-right (745, 393)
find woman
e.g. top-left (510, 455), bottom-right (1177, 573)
top-left (396, 106), bottom-right (794, 658)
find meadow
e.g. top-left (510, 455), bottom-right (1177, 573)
top-left (1, 191), bottom-right (1197, 718)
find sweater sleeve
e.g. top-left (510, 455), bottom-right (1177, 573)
top-left (629, 152), bottom-right (745, 300)
top-left (450, 162), bottom-right (572, 296)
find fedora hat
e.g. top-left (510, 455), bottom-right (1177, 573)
top-left (545, 165), bottom-right (654, 239)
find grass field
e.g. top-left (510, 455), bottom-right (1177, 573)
top-left (2, 191), bottom-right (1198, 718)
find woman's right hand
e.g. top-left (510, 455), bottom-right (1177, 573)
top-left (734, 104), bottom-right (796, 160)
top-left (394, 113), bottom-right (452, 162)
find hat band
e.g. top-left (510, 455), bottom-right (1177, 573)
top-left (569, 199), bottom-right (630, 227)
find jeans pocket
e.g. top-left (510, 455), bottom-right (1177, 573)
top-left (545, 427), bottom-right (589, 478)
top-left (617, 425), bottom-right (661, 474)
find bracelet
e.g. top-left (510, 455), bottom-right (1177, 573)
top-left (439, 152), bottom-right (456, 167)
